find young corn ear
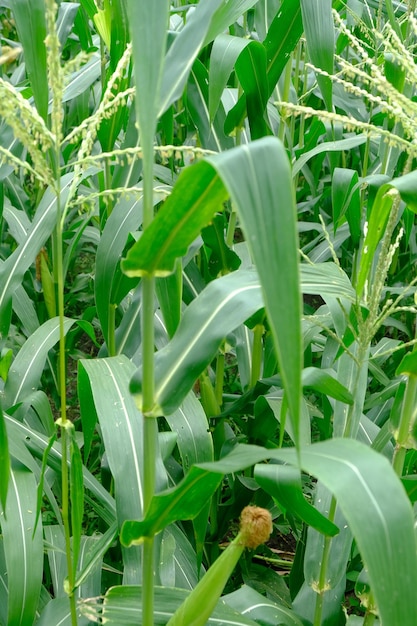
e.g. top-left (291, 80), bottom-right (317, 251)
top-left (166, 506), bottom-right (272, 626)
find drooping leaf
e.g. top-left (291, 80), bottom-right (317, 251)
top-left (225, 0), bottom-right (303, 134)
top-left (293, 136), bottom-right (367, 177)
top-left (130, 269), bottom-right (264, 416)
top-left (254, 464), bottom-right (339, 536)
top-left (121, 160), bottom-right (227, 277)
top-left (212, 138), bottom-right (302, 448)
top-left (121, 466), bottom-right (222, 546)
top-left (159, 0), bottom-right (259, 118)
top-left (3, 317), bottom-right (74, 411)
top-left (0, 401), bottom-right (10, 513)
top-left (235, 41), bottom-right (270, 139)
top-left (79, 356), bottom-right (151, 583)
top-left (1, 463), bottom-right (43, 626)
top-left (225, 585), bottom-right (305, 626)
top-left (125, 0), bottom-right (169, 161)
top-left (11, 0), bottom-right (48, 121)
top-left (302, 367), bottom-right (354, 404)
top-left (300, 0), bottom-right (334, 110)
top-left (99, 585), bottom-right (259, 626)
top-left (0, 174), bottom-right (73, 335)
top-left (70, 432), bottom-right (84, 579)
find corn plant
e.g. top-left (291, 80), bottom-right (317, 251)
top-left (1, 1), bottom-right (417, 625)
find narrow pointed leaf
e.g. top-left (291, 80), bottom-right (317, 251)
top-left (302, 367), bottom-right (354, 404)
top-left (95, 194), bottom-right (142, 345)
top-left (3, 317), bottom-right (74, 410)
top-left (159, 0), bottom-right (258, 118)
top-left (125, 0), bottom-right (169, 153)
top-left (11, 0), bottom-right (48, 120)
top-left (70, 433), bottom-right (84, 578)
top-left (300, 0), bottom-right (334, 110)
top-left (99, 585), bottom-right (259, 626)
top-left (1, 464), bottom-right (43, 626)
top-left (0, 174), bottom-right (73, 335)
top-left (209, 34), bottom-right (251, 121)
top-left (121, 466), bottom-right (223, 546)
top-left (79, 356), bottom-right (148, 582)
top-left (209, 137), bottom-right (302, 449)
top-left (122, 160), bottom-right (227, 277)
top-left (0, 401), bottom-right (10, 512)
top-left (254, 464), bottom-right (339, 536)
top-left (130, 269), bottom-right (264, 415)
top-left (225, 0), bottom-right (303, 134)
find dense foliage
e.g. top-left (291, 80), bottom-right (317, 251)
top-left (1, 0), bottom-right (417, 624)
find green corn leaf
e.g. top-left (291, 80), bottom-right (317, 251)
top-left (35, 596), bottom-right (91, 626)
top-left (0, 401), bottom-right (10, 513)
top-left (70, 432), bottom-right (84, 580)
top-left (396, 350), bottom-right (417, 377)
top-left (254, 464), bottom-right (339, 536)
top-left (300, 0), bottom-right (334, 110)
top-left (356, 188), bottom-right (394, 299)
top-left (1, 463), bottom-right (43, 626)
top-left (208, 34), bottom-right (252, 122)
top-left (0, 174), bottom-right (73, 335)
top-left (125, 0), bottom-right (168, 164)
top-left (187, 59), bottom-right (233, 152)
top-left (78, 356), bottom-right (162, 583)
top-left (121, 160), bottom-right (227, 278)
top-left (130, 269), bottom-right (264, 416)
top-left (121, 466), bottom-right (223, 546)
top-left (99, 585), bottom-right (259, 626)
top-left (332, 167), bottom-right (361, 245)
top-left (208, 439), bottom-right (417, 625)
top-left (3, 317), bottom-right (74, 411)
top-left (225, 585), bottom-right (305, 626)
top-left (225, 0), bottom-right (303, 134)
top-left (124, 137), bottom-right (302, 449)
top-left (356, 170), bottom-right (417, 298)
top-left (95, 194), bottom-right (143, 346)
top-left (40, 251), bottom-right (56, 318)
top-left (11, 0), bottom-right (48, 121)
top-left (212, 138), bottom-right (302, 451)
top-left (235, 41), bottom-right (270, 139)
top-left (74, 522), bottom-right (118, 591)
top-left (155, 260), bottom-right (182, 339)
top-left (4, 413), bottom-right (117, 526)
top-left (293, 136), bottom-right (368, 177)
top-left (159, 0), bottom-right (258, 118)
top-left (302, 367), bottom-right (354, 404)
